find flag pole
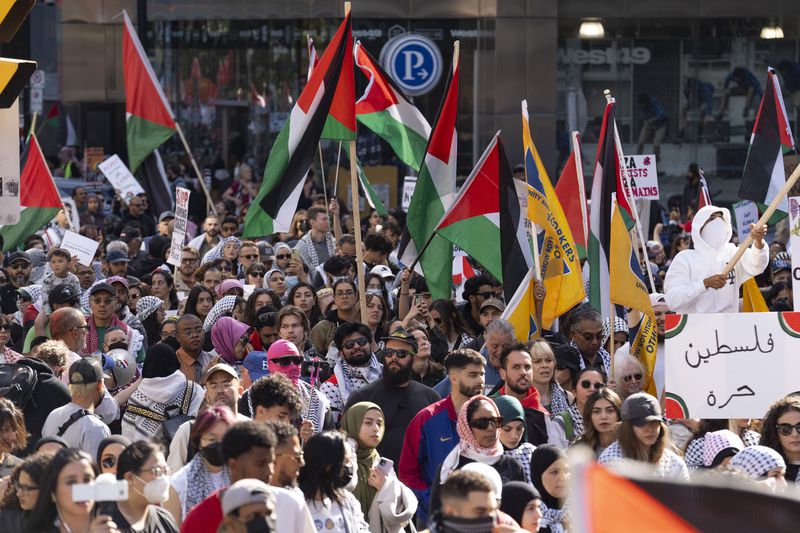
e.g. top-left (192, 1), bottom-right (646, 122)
top-left (572, 131), bottom-right (589, 247)
top-left (522, 101), bottom-right (542, 281)
top-left (721, 162), bottom-right (800, 276)
top-left (27, 111), bottom-right (37, 141)
top-left (333, 140), bottom-right (343, 196)
top-left (174, 122), bottom-right (218, 215)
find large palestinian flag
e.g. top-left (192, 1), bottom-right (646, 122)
top-left (0, 134), bottom-right (62, 251)
top-left (122, 10), bottom-right (177, 173)
top-left (243, 13), bottom-right (353, 237)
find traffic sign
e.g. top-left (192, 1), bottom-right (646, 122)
top-left (380, 34), bottom-right (443, 96)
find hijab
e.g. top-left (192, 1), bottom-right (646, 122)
top-left (730, 445), bottom-right (786, 479)
top-left (440, 395), bottom-right (504, 483)
top-left (204, 295), bottom-right (240, 332)
top-left (211, 316), bottom-right (250, 364)
top-left (96, 435), bottom-right (132, 467)
top-left (136, 295), bottom-right (164, 322)
top-left (500, 481), bottom-right (541, 527)
top-left (142, 343), bottom-right (180, 378)
top-left (530, 445), bottom-right (566, 510)
top-left (339, 402), bottom-right (383, 516)
top-left (494, 395), bottom-right (526, 449)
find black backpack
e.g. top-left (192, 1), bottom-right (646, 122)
top-left (0, 364), bottom-right (38, 410)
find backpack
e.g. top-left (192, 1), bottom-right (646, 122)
top-left (0, 364), bottom-right (38, 410)
top-left (126, 380), bottom-right (196, 446)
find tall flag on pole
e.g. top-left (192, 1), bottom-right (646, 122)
top-left (243, 13), bottom-right (353, 238)
top-left (122, 10), bottom-right (177, 173)
top-left (697, 167), bottom-right (711, 209)
top-left (554, 132), bottom-right (589, 260)
top-left (354, 41), bottom-right (431, 171)
top-left (739, 68), bottom-right (796, 222)
top-left (522, 102), bottom-right (585, 327)
top-left (319, 18), bottom-right (355, 141)
top-left (0, 134), bottom-right (62, 251)
top-left (398, 43), bottom-right (460, 299)
top-left (501, 269), bottom-right (540, 342)
top-left (609, 196), bottom-right (653, 317)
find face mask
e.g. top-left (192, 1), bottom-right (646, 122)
top-left (202, 442), bottom-right (225, 467)
top-left (267, 360), bottom-right (301, 385)
top-left (334, 464), bottom-right (357, 490)
top-left (438, 514), bottom-right (496, 533)
top-left (285, 275), bottom-right (299, 290)
top-left (245, 515), bottom-right (276, 533)
top-left (136, 475), bottom-right (170, 504)
top-left (699, 217), bottom-right (729, 250)
top-left (107, 341), bottom-right (128, 352)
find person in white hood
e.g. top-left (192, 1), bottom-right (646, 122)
top-left (664, 204), bottom-right (768, 314)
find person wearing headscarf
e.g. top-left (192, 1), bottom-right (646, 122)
top-left (530, 445), bottom-right (569, 533)
top-left (137, 295), bottom-right (165, 349)
top-left (702, 429), bottom-right (744, 468)
top-left (201, 236), bottom-right (241, 265)
top-left (730, 445), bottom-right (788, 492)
top-left (602, 315), bottom-right (629, 352)
top-left (215, 278), bottom-right (243, 299)
top-left (122, 343), bottom-right (204, 442)
top-left (203, 294), bottom-right (241, 332)
top-left (211, 316), bottom-right (252, 364)
top-left (494, 395), bottom-right (536, 483)
top-left (96, 435), bottom-right (132, 476)
top-left (340, 402), bottom-right (417, 533)
top-left (500, 481), bottom-right (543, 533)
top-left (429, 395), bottom-right (524, 517)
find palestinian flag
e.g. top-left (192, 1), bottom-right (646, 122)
top-left (354, 41), bottom-right (431, 170)
top-left (398, 44), bottom-right (459, 299)
top-left (739, 68), bottom-right (796, 221)
top-left (554, 131), bottom-right (589, 260)
top-left (42, 102), bottom-right (60, 129)
top-left (319, 18), bottom-right (355, 140)
top-left (306, 36), bottom-right (318, 81)
top-left (357, 160), bottom-right (388, 217)
top-left (243, 13), bottom-right (352, 238)
top-left (697, 167), bottom-right (711, 209)
top-left (122, 10), bottom-right (177, 173)
top-left (0, 134), bottom-right (61, 251)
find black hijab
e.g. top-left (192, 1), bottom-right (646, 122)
top-left (530, 444), bottom-right (566, 510)
top-left (500, 481), bottom-right (541, 526)
top-left (142, 343), bottom-right (180, 378)
top-left (96, 435), bottom-right (132, 467)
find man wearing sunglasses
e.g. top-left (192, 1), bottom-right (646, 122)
top-left (344, 330), bottom-right (440, 467)
top-left (457, 275), bottom-right (502, 338)
top-left (0, 252), bottom-right (32, 315)
top-left (237, 241), bottom-right (260, 279)
top-left (569, 307), bottom-right (611, 376)
top-left (320, 322), bottom-right (383, 426)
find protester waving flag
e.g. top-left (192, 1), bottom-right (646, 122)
top-left (739, 68), bottom-right (796, 222)
top-left (554, 131), bottom-right (589, 260)
top-left (697, 167), bottom-right (712, 209)
top-left (243, 13), bottom-right (353, 237)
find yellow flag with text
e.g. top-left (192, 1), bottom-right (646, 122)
top-left (501, 269), bottom-right (540, 342)
top-left (609, 198), bottom-right (654, 318)
top-left (630, 315), bottom-right (658, 396)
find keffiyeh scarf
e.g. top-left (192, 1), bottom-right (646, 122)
top-left (202, 236), bottom-right (241, 264)
top-left (440, 395), bottom-right (504, 483)
top-left (298, 379), bottom-right (325, 434)
top-left (203, 295), bottom-right (239, 332)
top-left (539, 502), bottom-right (568, 533)
top-left (548, 382), bottom-right (571, 416)
top-left (82, 314), bottom-right (143, 356)
top-left (332, 355), bottom-right (383, 405)
top-left (184, 453), bottom-right (231, 513)
top-left (136, 295), bottom-right (163, 322)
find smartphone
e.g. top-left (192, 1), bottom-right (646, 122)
top-left (375, 457), bottom-right (394, 476)
top-left (292, 248), bottom-right (302, 261)
top-left (413, 293), bottom-right (422, 306)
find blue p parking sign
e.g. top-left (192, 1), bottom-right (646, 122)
top-left (380, 34), bottom-right (443, 96)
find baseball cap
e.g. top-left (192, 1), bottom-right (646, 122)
top-left (243, 351), bottom-right (269, 380)
top-left (7, 251), bottom-right (30, 265)
top-left (772, 257), bottom-right (791, 274)
top-left (49, 284), bottom-right (80, 307)
top-left (221, 479), bottom-right (275, 517)
top-left (68, 358), bottom-right (104, 385)
top-left (480, 297), bottom-right (506, 313)
top-left (106, 275), bottom-right (129, 289)
top-left (370, 265), bottom-right (395, 280)
top-left (621, 392), bottom-right (662, 426)
top-left (106, 250), bottom-right (130, 263)
top-left (89, 282), bottom-right (116, 297)
top-left (158, 211), bottom-right (175, 223)
top-left (649, 293), bottom-right (669, 311)
top-left (202, 363), bottom-right (239, 385)
top-left (267, 339), bottom-right (300, 361)
top-left (381, 329), bottom-right (418, 353)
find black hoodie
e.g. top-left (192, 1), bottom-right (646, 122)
top-left (16, 357), bottom-right (71, 452)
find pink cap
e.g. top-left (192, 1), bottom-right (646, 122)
top-left (216, 278), bottom-right (243, 298)
top-left (267, 339), bottom-right (300, 360)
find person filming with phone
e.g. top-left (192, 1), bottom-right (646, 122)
top-left (340, 402), bottom-right (417, 533)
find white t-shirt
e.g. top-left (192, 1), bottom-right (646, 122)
top-left (41, 402), bottom-right (110, 458)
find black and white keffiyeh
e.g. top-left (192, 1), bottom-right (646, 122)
top-left (203, 295), bottom-right (239, 332)
top-left (184, 453), bottom-right (231, 512)
top-left (730, 445), bottom-right (786, 479)
top-left (599, 441), bottom-right (689, 479)
top-left (504, 443), bottom-right (536, 484)
top-left (548, 382), bottom-right (571, 416)
top-left (684, 437), bottom-right (705, 469)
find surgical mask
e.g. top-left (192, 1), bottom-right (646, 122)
top-left (245, 515), bottom-right (276, 533)
top-left (285, 275), bottom-right (299, 290)
top-left (700, 217), bottom-right (729, 250)
top-left (335, 464), bottom-right (357, 491)
top-left (135, 475), bottom-right (170, 504)
top-left (202, 442), bottom-right (224, 467)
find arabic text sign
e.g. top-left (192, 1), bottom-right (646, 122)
top-left (620, 154), bottom-right (659, 200)
top-left (167, 187), bottom-right (190, 267)
top-left (665, 312), bottom-right (800, 419)
top-left (98, 155), bottom-right (145, 205)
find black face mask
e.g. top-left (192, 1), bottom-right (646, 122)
top-left (436, 514), bottom-right (495, 533)
top-left (245, 515), bottom-right (276, 533)
top-left (202, 442), bottom-right (224, 467)
top-left (333, 464), bottom-right (354, 488)
top-left (106, 341), bottom-right (128, 352)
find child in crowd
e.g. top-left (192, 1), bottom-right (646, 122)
top-left (40, 248), bottom-right (82, 314)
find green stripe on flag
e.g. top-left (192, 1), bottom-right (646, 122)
top-left (357, 111), bottom-right (429, 171)
top-left (126, 115), bottom-right (176, 173)
top-left (357, 162), bottom-right (388, 217)
top-left (1, 206), bottom-right (60, 252)
top-left (321, 114), bottom-right (356, 141)
top-left (436, 215), bottom-right (501, 280)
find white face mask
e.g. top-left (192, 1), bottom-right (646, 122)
top-left (136, 475), bottom-right (170, 504)
top-left (700, 217), bottom-right (729, 250)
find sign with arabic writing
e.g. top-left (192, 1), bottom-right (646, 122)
top-left (664, 312), bottom-right (800, 419)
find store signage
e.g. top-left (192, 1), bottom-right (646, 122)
top-left (381, 34), bottom-right (443, 96)
top-left (558, 46), bottom-right (651, 65)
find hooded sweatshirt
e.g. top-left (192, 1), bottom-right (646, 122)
top-left (664, 205), bottom-right (768, 314)
top-left (16, 356), bottom-right (71, 450)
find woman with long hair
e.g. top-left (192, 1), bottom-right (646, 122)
top-left (0, 454), bottom-right (50, 532)
top-left (298, 431), bottom-right (370, 533)
top-left (550, 368), bottom-right (607, 448)
top-left (339, 402), bottom-right (416, 532)
top-left (127, 283), bottom-right (149, 316)
top-left (428, 299), bottom-right (474, 351)
top-left (530, 445), bottom-right (569, 533)
top-left (365, 273), bottom-right (391, 311)
top-left (527, 339), bottom-right (571, 416)
top-left (494, 395), bottom-right (536, 483)
top-left (136, 296), bottom-right (165, 349)
top-left (598, 392), bottom-right (689, 479)
top-left (184, 285), bottom-right (215, 322)
top-left (170, 406), bottom-right (236, 517)
top-left (364, 293), bottom-right (390, 352)
top-left (575, 388), bottom-right (622, 457)
top-left (287, 282), bottom-right (323, 328)
top-left (287, 210), bottom-right (308, 243)
top-left (242, 289), bottom-right (273, 328)
top-left (760, 395), bottom-right (800, 483)
top-left (148, 270), bottom-right (179, 311)
top-left (0, 398), bottom-right (27, 476)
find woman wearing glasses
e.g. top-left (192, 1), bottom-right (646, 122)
top-left (0, 454), bottom-right (50, 532)
top-left (96, 436), bottom-right (132, 476)
top-left (612, 349), bottom-right (646, 400)
top-left (428, 395), bottom-right (524, 517)
top-left (210, 317), bottom-right (253, 365)
top-left (549, 368), bottom-right (607, 448)
top-left (760, 396), bottom-right (800, 484)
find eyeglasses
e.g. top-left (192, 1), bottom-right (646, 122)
top-left (138, 465), bottom-right (170, 477)
top-left (384, 348), bottom-right (412, 360)
top-left (70, 324), bottom-right (89, 332)
top-left (343, 337), bottom-right (369, 350)
top-left (101, 457), bottom-right (117, 469)
top-left (0, 325), bottom-right (9, 332)
top-left (623, 373), bottom-right (643, 383)
top-left (249, 271), bottom-right (265, 277)
top-left (181, 257), bottom-right (198, 264)
top-left (777, 423), bottom-right (800, 437)
top-left (161, 331), bottom-right (177, 340)
top-left (239, 329), bottom-right (255, 346)
top-left (476, 291), bottom-right (494, 299)
top-left (577, 331), bottom-right (605, 343)
top-left (241, 254), bottom-right (258, 260)
top-left (276, 254), bottom-right (292, 260)
top-left (15, 482), bottom-right (38, 494)
top-left (469, 416), bottom-right (504, 430)
top-left (335, 290), bottom-right (355, 298)
top-left (274, 356), bottom-right (303, 367)
top-left (580, 380), bottom-right (605, 391)
top-left (181, 326), bottom-right (204, 337)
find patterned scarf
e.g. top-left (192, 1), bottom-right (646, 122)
top-left (440, 395), bottom-right (504, 483)
top-left (548, 382), bottom-right (570, 416)
top-left (201, 236), bottom-right (241, 264)
top-left (299, 232), bottom-right (335, 270)
top-left (298, 380), bottom-right (324, 434)
top-left (539, 502), bottom-right (568, 533)
top-left (83, 314), bottom-right (129, 356)
top-left (333, 355), bottom-right (382, 405)
top-left (203, 295), bottom-right (239, 332)
top-left (567, 402), bottom-right (584, 441)
top-left (136, 296), bottom-right (163, 322)
top-left (2, 346), bottom-right (22, 364)
top-left (184, 453), bottom-right (231, 513)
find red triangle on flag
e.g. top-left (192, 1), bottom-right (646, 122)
top-left (21, 135), bottom-right (62, 209)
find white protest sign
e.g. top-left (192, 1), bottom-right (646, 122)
top-left (621, 154), bottom-right (659, 200)
top-left (60, 230), bottom-right (100, 266)
top-left (402, 176), bottom-right (417, 211)
top-left (789, 197), bottom-right (800, 311)
top-left (732, 200), bottom-right (758, 240)
top-left (243, 284), bottom-right (256, 300)
top-left (0, 100), bottom-right (21, 224)
top-left (98, 155), bottom-right (145, 205)
top-left (664, 312), bottom-right (800, 419)
top-left (167, 187), bottom-right (191, 267)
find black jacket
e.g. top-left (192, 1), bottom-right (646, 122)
top-left (17, 357), bottom-right (71, 452)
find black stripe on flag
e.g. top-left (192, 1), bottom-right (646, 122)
top-left (739, 73), bottom-right (781, 203)
top-left (498, 137), bottom-right (527, 303)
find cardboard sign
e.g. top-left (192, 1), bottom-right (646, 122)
top-left (0, 100), bottom-right (20, 224)
top-left (60, 230), bottom-right (100, 266)
top-left (167, 187), bottom-right (191, 267)
top-left (789, 197), bottom-right (800, 311)
top-left (732, 200), bottom-right (758, 240)
top-left (621, 154), bottom-right (659, 200)
top-left (665, 312), bottom-right (800, 418)
top-left (402, 176), bottom-right (417, 211)
top-left (98, 155), bottom-right (145, 205)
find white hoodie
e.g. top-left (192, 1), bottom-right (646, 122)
top-left (664, 205), bottom-right (768, 314)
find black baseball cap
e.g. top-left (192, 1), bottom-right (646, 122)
top-left (68, 358), bottom-right (104, 385)
top-left (89, 283), bottom-right (115, 297)
top-left (621, 392), bottom-right (662, 427)
top-left (106, 250), bottom-right (130, 263)
top-left (381, 330), bottom-right (418, 353)
top-left (553, 344), bottom-right (581, 374)
top-left (49, 284), bottom-right (80, 307)
top-left (7, 251), bottom-right (30, 265)
top-left (159, 211), bottom-right (175, 223)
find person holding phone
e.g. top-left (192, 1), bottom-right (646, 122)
top-left (339, 402), bottom-right (417, 533)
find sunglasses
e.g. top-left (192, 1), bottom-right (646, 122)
top-left (578, 331), bottom-right (605, 343)
top-left (476, 291), bottom-right (495, 299)
top-left (343, 337), bottom-right (369, 350)
top-left (239, 328), bottom-right (255, 346)
top-left (623, 373), bottom-right (643, 383)
top-left (384, 348), bottom-right (412, 360)
top-left (580, 380), bottom-right (605, 391)
top-left (101, 457), bottom-right (117, 469)
top-left (274, 356), bottom-right (303, 367)
top-left (469, 416), bottom-right (504, 430)
top-left (0, 325), bottom-right (9, 332)
top-left (777, 423), bottom-right (800, 437)
top-left (276, 254), bottom-right (292, 260)
top-left (249, 271), bottom-right (265, 277)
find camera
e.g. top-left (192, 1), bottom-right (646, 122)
top-left (72, 473), bottom-right (128, 503)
